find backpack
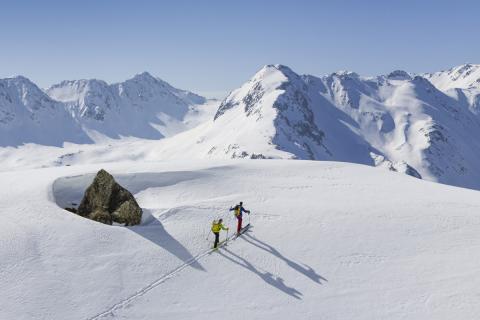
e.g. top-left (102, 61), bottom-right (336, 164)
top-left (211, 220), bottom-right (220, 232)
top-left (234, 205), bottom-right (241, 217)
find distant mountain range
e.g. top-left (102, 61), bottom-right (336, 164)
top-left (0, 72), bottom-right (207, 146)
top-left (1, 64), bottom-right (480, 189)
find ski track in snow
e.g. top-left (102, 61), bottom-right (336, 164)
top-left (88, 232), bottom-right (239, 320)
top-left (2, 160), bottom-right (480, 319)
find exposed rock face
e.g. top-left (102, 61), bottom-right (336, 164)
top-left (77, 169), bottom-right (142, 226)
top-left (205, 64), bottom-right (480, 189)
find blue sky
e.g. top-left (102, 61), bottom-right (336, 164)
top-left (0, 0), bottom-right (478, 97)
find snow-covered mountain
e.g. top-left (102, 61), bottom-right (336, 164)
top-left (0, 72), bottom-right (210, 147)
top-left (161, 64), bottom-right (480, 189)
top-left (2, 64), bottom-right (480, 190)
top-left (46, 72), bottom-right (208, 140)
top-left (424, 63), bottom-right (480, 91)
top-left (2, 66), bottom-right (480, 319)
top-left (0, 76), bottom-right (92, 147)
top-left (424, 64), bottom-right (480, 116)
top-left (205, 65), bottom-right (375, 163)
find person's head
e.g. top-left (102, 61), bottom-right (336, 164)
top-left (239, 201), bottom-right (243, 206)
top-left (219, 218), bottom-right (223, 223)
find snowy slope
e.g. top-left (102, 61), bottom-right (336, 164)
top-left (316, 70), bottom-right (480, 188)
top-left (0, 73), bottom-right (211, 147)
top-left (1, 160), bottom-right (479, 319)
top-left (425, 64), bottom-right (480, 116)
top-left (156, 64), bottom-right (480, 189)
top-left (46, 72), bottom-right (208, 140)
top-left (2, 64), bottom-right (480, 190)
top-left (0, 76), bottom-right (92, 147)
top-left (424, 64), bottom-right (480, 91)
top-left (209, 65), bottom-right (374, 163)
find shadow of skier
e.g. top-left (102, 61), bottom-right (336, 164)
top-left (219, 248), bottom-right (302, 299)
top-left (128, 213), bottom-right (205, 271)
top-left (242, 233), bottom-right (327, 284)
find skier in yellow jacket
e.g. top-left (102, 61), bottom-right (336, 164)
top-left (211, 218), bottom-right (229, 249)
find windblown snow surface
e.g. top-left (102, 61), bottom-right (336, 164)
top-left (1, 160), bottom-right (479, 319)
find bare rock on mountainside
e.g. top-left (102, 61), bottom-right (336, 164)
top-left (76, 169), bottom-right (142, 226)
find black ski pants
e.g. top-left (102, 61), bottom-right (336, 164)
top-left (213, 232), bottom-right (220, 248)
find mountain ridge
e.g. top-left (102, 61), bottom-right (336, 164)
top-left (2, 64), bottom-right (480, 189)
top-left (0, 72), bottom-right (209, 146)
top-left (187, 63), bottom-right (480, 189)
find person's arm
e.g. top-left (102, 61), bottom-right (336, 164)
top-left (221, 224), bottom-right (229, 231)
top-left (241, 207), bottom-right (250, 214)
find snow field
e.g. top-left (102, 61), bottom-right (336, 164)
top-left (1, 160), bottom-right (479, 319)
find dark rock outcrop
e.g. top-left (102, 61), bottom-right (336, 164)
top-left (77, 169), bottom-right (142, 226)
top-left (64, 207), bottom-right (77, 214)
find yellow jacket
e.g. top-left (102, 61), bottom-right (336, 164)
top-left (211, 221), bottom-right (228, 233)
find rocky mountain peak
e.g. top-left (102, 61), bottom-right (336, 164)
top-left (387, 70), bottom-right (412, 80)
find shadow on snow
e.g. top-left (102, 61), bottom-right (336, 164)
top-left (219, 247), bottom-right (303, 300)
top-left (218, 229), bottom-right (328, 299)
top-left (128, 212), bottom-right (205, 271)
top-left (242, 233), bottom-right (328, 284)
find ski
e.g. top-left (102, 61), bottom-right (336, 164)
top-left (209, 235), bottom-right (232, 252)
top-left (210, 224), bottom-right (251, 252)
top-left (240, 223), bottom-right (251, 234)
top-left (232, 223), bottom-right (251, 239)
